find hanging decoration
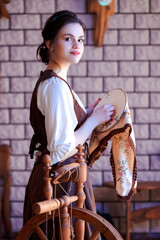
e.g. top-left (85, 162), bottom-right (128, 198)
top-left (0, 0), bottom-right (10, 19)
top-left (98, 0), bottom-right (112, 6)
top-left (89, 0), bottom-right (115, 46)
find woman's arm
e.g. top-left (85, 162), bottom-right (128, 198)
top-left (62, 103), bottom-right (114, 160)
top-left (74, 103), bottom-right (115, 146)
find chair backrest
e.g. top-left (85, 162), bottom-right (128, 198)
top-left (0, 144), bottom-right (11, 179)
top-left (0, 144), bottom-right (12, 237)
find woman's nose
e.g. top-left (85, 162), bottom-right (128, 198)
top-left (73, 40), bottom-right (80, 48)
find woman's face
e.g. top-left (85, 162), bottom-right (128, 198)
top-left (49, 23), bottom-right (85, 67)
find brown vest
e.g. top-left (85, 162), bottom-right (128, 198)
top-left (29, 70), bottom-right (88, 158)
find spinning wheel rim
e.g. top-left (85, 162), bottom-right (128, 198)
top-left (16, 207), bottom-right (123, 240)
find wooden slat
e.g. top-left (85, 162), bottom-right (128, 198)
top-left (89, 229), bottom-right (100, 240)
top-left (145, 206), bottom-right (160, 219)
top-left (35, 227), bottom-right (47, 240)
top-left (131, 206), bottom-right (160, 223)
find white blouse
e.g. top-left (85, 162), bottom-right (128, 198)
top-left (37, 76), bottom-right (86, 164)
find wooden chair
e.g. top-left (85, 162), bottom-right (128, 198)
top-left (0, 144), bottom-right (12, 237)
top-left (16, 145), bottom-right (123, 240)
top-left (104, 181), bottom-right (160, 240)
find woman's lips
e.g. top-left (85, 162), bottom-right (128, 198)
top-left (70, 51), bottom-right (80, 55)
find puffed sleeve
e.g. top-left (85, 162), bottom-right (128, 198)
top-left (37, 77), bottom-right (78, 164)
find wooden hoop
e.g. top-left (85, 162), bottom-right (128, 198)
top-left (94, 88), bottom-right (127, 133)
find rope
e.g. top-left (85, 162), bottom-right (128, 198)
top-left (58, 177), bottom-right (75, 239)
top-left (52, 184), bottom-right (56, 240)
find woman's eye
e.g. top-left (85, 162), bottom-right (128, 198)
top-left (65, 37), bottom-right (72, 42)
top-left (78, 39), bottom-right (85, 43)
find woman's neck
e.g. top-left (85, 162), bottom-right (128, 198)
top-left (46, 62), bottom-right (70, 81)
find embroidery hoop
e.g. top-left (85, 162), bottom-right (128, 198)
top-left (93, 88), bottom-right (127, 133)
top-left (88, 88), bottom-right (128, 158)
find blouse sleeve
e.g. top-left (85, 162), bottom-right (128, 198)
top-left (37, 77), bottom-right (78, 164)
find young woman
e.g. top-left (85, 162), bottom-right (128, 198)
top-left (23, 10), bottom-right (114, 239)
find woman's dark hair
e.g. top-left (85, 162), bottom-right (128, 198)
top-left (37, 10), bottom-right (86, 65)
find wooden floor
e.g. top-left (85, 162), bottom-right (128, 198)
top-left (121, 233), bottom-right (160, 240)
top-left (1, 232), bottom-right (160, 240)
top-left (131, 233), bottom-right (160, 240)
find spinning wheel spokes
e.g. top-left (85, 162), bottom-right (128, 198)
top-left (16, 207), bottom-right (123, 240)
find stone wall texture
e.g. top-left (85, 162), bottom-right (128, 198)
top-left (0, 0), bottom-right (160, 236)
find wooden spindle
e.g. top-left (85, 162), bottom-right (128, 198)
top-left (59, 196), bottom-right (72, 240)
top-left (33, 196), bottom-right (78, 215)
top-left (42, 154), bottom-right (52, 214)
top-left (74, 144), bottom-right (87, 240)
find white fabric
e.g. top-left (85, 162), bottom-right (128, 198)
top-left (111, 103), bottom-right (137, 198)
top-left (37, 76), bottom-right (86, 164)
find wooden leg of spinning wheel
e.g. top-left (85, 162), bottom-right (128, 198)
top-left (74, 181), bottom-right (85, 240)
top-left (59, 206), bottom-right (70, 240)
top-left (74, 219), bottom-right (85, 240)
top-left (74, 145), bottom-right (86, 240)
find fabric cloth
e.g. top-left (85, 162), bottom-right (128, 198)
top-left (23, 70), bottom-right (100, 240)
top-left (88, 97), bottom-right (137, 200)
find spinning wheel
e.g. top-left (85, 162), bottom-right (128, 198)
top-left (16, 145), bottom-right (123, 240)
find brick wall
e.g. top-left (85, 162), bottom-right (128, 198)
top-left (0, 0), bottom-right (160, 235)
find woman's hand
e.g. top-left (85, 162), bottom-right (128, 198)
top-left (90, 104), bottom-right (115, 126)
top-left (74, 102), bottom-right (115, 147)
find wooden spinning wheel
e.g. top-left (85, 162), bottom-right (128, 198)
top-left (16, 145), bottom-right (123, 240)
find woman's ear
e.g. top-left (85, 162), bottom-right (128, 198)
top-left (45, 40), bottom-right (54, 52)
top-left (45, 40), bottom-right (51, 49)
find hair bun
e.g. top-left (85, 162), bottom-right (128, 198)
top-left (37, 42), bottom-right (49, 65)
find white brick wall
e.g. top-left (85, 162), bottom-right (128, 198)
top-left (0, 0), bottom-right (160, 236)
top-left (119, 30), bottom-right (149, 44)
top-left (119, 61), bottom-right (149, 76)
top-left (88, 62), bottom-right (118, 76)
top-left (25, 0), bottom-right (55, 13)
top-left (11, 15), bottom-right (41, 29)
top-left (119, 0), bottom-right (149, 13)
top-left (0, 31), bottom-right (24, 45)
top-left (136, 14), bottom-right (160, 28)
top-left (1, 62), bottom-right (24, 76)
top-left (151, 30), bottom-right (160, 44)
